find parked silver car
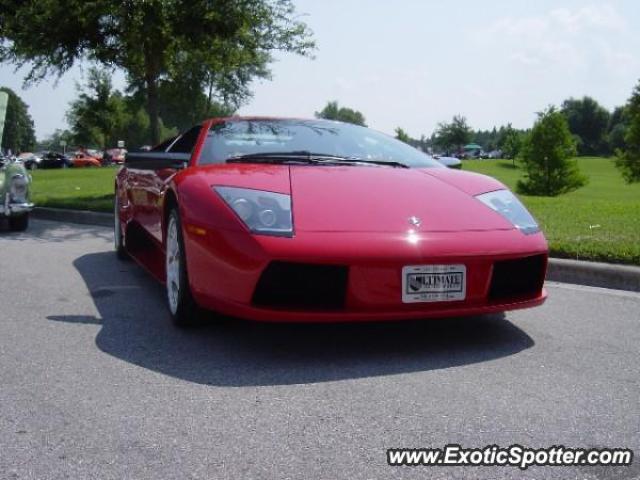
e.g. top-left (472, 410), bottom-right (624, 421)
top-left (0, 155), bottom-right (34, 231)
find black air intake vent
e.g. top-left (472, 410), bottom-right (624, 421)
top-left (489, 254), bottom-right (546, 300)
top-left (253, 262), bottom-right (348, 310)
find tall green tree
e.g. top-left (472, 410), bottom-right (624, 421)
top-left (517, 107), bottom-right (585, 196)
top-left (66, 68), bottom-right (128, 149)
top-left (36, 128), bottom-right (74, 152)
top-left (126, 77), bottom-right (235, 133)
top-left (0, 0), bottom-right (314, 144)
top-left (607, 106), bottom-right (628, 153)
top-left (66, 70), bottom-right (178, 149)
top-left (434, 115), bottom-right (472, 153)
top-left (498, 124), bottom-right (525, 161)
top-left (0, 87), bottom-right (36, 153)
top-left (315, 101), bottom-right (366, 126)
top-left (615, 81), bottom-right (640, 183)
top-left (561, 96), bottom-right (610, 155)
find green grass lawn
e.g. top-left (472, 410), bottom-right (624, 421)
top-left (31, 166), bottom-right (117, 213)
top-left (29, 158), bottom-right (640, 264)
top-left (463, 157), bottom-right (640, 265)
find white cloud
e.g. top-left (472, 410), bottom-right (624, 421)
top-left (480, 3), bottom-right (631, 73)
top-left (549, 4), bottom-right (626, 33)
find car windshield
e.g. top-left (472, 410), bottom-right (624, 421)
top-left (198, 119), bottom-right (443, 168)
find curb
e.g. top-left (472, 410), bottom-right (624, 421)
top-left (32, 207), bottom-right (113, 228)
top-left (31, 207), bottom-right (640, 293)
top-left (546, 258), bottom-right (640, 293)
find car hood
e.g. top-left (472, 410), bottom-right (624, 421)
top-left (289, 166), bottom-right (513, 233)
top-left (197, 163), bottom-right (513, 233)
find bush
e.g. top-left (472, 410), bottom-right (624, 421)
top-left (615, 81), bottom-right (640, 183)
top-left (517, 107), bottom-right (586, 196)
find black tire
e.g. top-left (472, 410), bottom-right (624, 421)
top-left (9, 214), bottom-right (29, 232)
top-left (165, 208), bottom-right (201, 327)
top-left (114, 194), bottom-right (129, 260)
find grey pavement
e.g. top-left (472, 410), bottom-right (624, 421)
top-left (0, 219), bottom-right (638, 480)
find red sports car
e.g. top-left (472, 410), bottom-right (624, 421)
top-left (115, 117), bottom-right (547, 326)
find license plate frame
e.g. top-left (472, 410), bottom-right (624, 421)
top-left (401, 264), bottom-right (466, 303)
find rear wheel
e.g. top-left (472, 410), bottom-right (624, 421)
top-left (9, 214), bottom-right (29, 232)
top-left (166, 208), bottom-right (200, 327)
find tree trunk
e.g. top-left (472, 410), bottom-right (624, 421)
top-left (205, 75), bottom-right (214, 117)
top-left (146, 74), bottom-right (160, 146)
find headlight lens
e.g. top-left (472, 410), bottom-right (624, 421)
top-left (214, 186), bottom-right (293, 237)
top-left (10, 174), bottom-right (28, 203)
top-left (475, 190), bottom-right (539, 235)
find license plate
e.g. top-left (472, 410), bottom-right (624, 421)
top-left (402, 264), bottom-right (466, 303)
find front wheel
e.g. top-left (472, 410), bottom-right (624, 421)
top-left (9, 214), bottom-right (29, 232)
top-left (165, 208), bottom-right (200, 327)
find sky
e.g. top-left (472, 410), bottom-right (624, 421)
top-left (0, 0), bottom-right (639, 139)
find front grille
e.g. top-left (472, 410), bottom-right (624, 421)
top-left (252, 261), bottom-right (348, 310)
top-left (489, 254), bottom-right (546, 300)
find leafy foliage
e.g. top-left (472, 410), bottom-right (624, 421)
top-left (434, 115), bottom-right (472, 153)
top-left (0, 0), bottom-right (315, 144)
top-left (66, 68), bottom-right (127, 148)
top-left (394, 127), bottom-right (411, 144)
top-left (517, 107), bottom-right (586, 196)
top-left (315, 101), bottom-right (366, 126)
top-left (606, 106), bottom-right (627, 153)
top-left (0, 87), bottom-right (36, 153)
top-left (497, 124), bottom-right (525, 159)
top-left (561, 96), bottom-right (610, 155)
top-left (36, 129), bottom-right (74, 151)
top-left (615, 80), bottom-right (640, 183)
top-left (66, 67), bottom-right (177, 149)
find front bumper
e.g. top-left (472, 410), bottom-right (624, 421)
top-left (1, 194), bottom-right (34, 216)
top-left (199, 288), bottom-right (548, 323)
top-left (185, 226), bottom-right (549, 323)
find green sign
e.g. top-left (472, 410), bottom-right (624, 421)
top-left (0, 91), bottom-right (8, 148)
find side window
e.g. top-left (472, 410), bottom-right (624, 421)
top-left (168, 126), bottom-right (202, 154)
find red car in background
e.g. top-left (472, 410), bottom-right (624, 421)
top-left (72, 151), bottom-right (101, 167)
top-left (103, 148), bottom-right (127, 165)
top-left (115, 117), bottom-right (548, 326)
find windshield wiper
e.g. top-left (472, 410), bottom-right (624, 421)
top-left (226, 151), bottom-right (409, 168)
top-left (338, 158), bottom-right (410, 169)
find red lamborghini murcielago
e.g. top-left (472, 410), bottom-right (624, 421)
top-left (115, 117), bottom-right (547, 326)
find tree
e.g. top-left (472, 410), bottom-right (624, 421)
top-left (434, 115), bottom-right (472, 153)
top-left (66, 68), bottom-right (178, 149)
top-left (0, 0), bottom-right (314, 144)
top-left (125, 71), bottom-right (236, 133)
top-left (615, 81), bottom-right (640, 183)
top-left (517, 107), bottom-right (585, 196)
top-left (561, 96), bottom-right (610, 155)
top-left (36, 128), bottom-right (73, 152)
top-left (315, 101), bottom-right (366, 126)
top-left (395, 127), bottom-right (412, 144)
top-left (66, 68), bottom-right (128, 149)
top-left (0, 87), bottom-right (36, 153)
top-left (607, 106), bottom-right (628, 153)
top-left (498, 124), bottom-right (524, 161)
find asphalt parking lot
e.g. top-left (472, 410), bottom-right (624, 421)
top-left (0, 219), bottom-right (638, 480)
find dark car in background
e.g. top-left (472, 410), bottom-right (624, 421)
top-left (17, 152), bottom-right (42, 170)
top-left (39, 152), bottom-right (72, 169)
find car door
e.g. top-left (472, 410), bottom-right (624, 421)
top-left (124, 136), bottom-right (179, 244)
top-left (135, 125), bottom-right (202, 244)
